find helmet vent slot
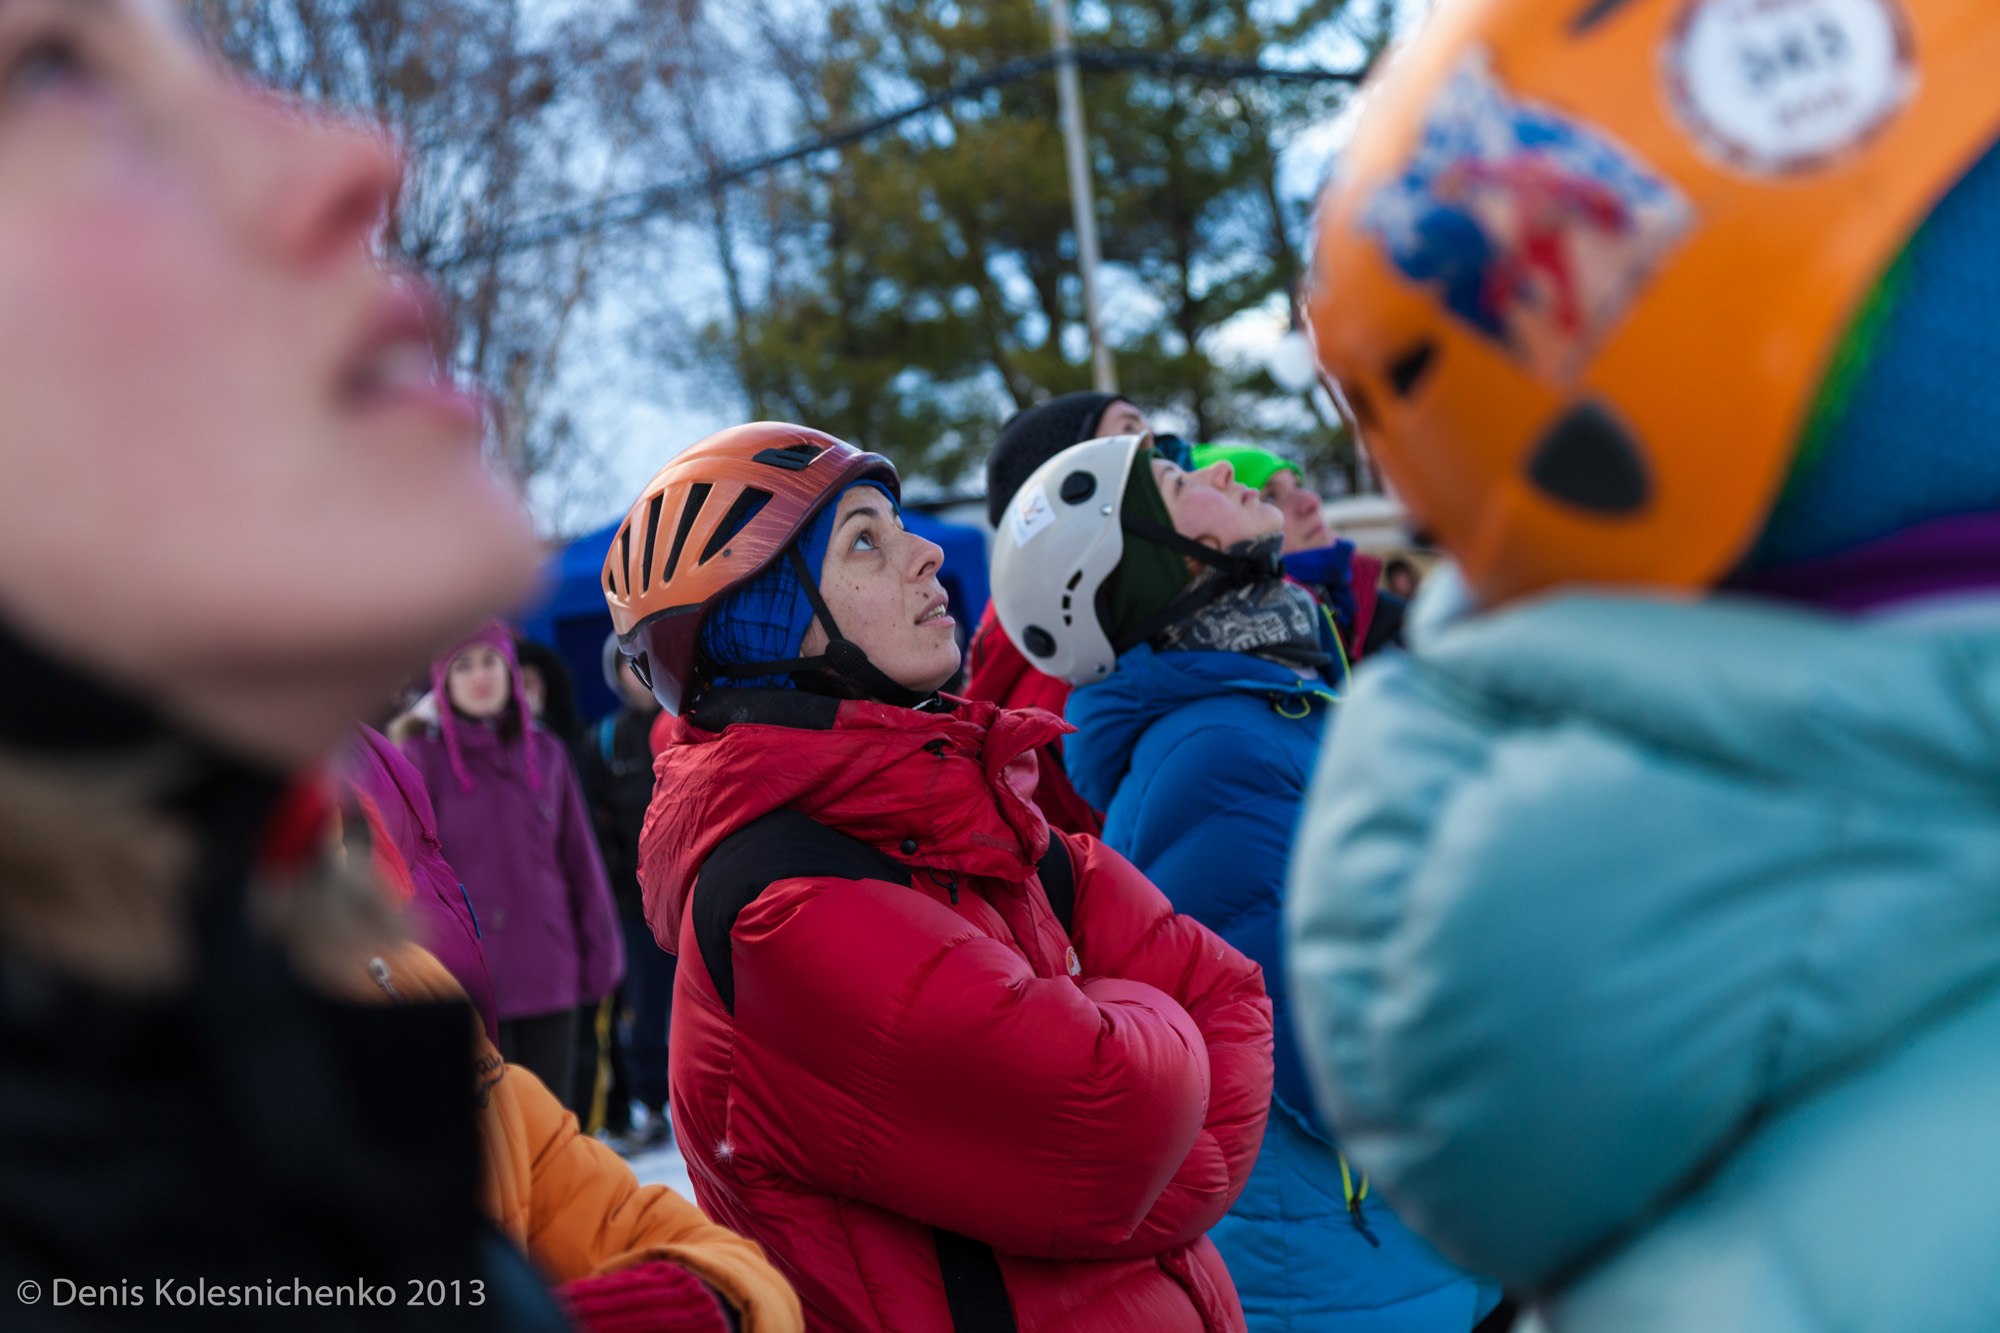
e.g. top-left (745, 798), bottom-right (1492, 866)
top-left (1526, 401), bottom-right (1651, 515)
top-left (753, 444), bottom-right (825, 471)
top-left (701, 488), bottom-right (772, 564)
top-left (617, 522), bottom-right (633, 598)
top-left (1569, 0), bottom-right (1642, 35)
top-left (639, 493), bottom-right (665, 592)
top-left (1387, 340), bottom-right (1438, 399)
top-left (662, 482), bottom-right (712, 585)
top-left (1066, 571), bottom-right (1084, 591)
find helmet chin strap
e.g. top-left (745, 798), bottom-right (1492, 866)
top-left (711, 546), bottom-right (940, 709)
top-left (1109, 516), bottom-right (1286, 655)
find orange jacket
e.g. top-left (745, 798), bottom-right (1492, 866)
top-left (350, 941), bottom-right (802, 1333)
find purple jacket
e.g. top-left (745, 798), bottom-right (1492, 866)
top-left (344, 726), bottom-right (500, 1044)
top-left (402, 719), bottom-right (624, 1021)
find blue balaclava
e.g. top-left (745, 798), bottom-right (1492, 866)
top-left (1747, 139), bottom-right (2000, 569)
top-left (699, 481), bottom-right (899, 692)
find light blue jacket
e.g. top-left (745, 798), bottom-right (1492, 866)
top-left (1287, 570), bottom-right (2000, 1331)
top-left (1069, 644), bottom-right (1498, 1332)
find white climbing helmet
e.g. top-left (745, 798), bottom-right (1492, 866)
top-left (988, 433), bottom-right (1151, 688)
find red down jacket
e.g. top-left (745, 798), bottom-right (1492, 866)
top-left (638, 688), bottom-right (1273, 1332)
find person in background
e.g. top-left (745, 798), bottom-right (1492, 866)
top-left (510, 635), bottom-right (617, 1122)
top-left (992, 436), bottom-right (1498, 1332)
top-left (1381, 557), bottom-right (1421, 603)
top-left (515, 635), bottom-right (590, 771)
top-left (964, 391), bottom-right (1154, 837)
top-left (608, 422), bottom-right (1273, 1332)
top-left (1190, 442), bottom-right (1407, 662)
top-left (401, 621), bottom-right (623, 1108)
top-left (582, 632), bottom-right (675, 1154)
top-left (1291, 2), bottom-right (2000, 1328)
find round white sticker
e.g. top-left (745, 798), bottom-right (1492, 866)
top-left (1668, 0), bottom-right (1912, 173)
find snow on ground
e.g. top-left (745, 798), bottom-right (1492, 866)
top-left (627, 1138), bottom-right (693, 1200)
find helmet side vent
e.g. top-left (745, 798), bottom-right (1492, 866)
top-left (617, 522), bottom-right (633, 598)
top-left (1526, 402), bottom-right (1652, 515)
top-left (1387, 340), bottom-right (1439, 399)
top-left (661, 482), bottom-right (713, 585)
top-left (639, 493), bottom-right (665, 593)
top-left (1568, 0), bottom-right (1641, 35)
top-left (701, 488), bottom-right (773, 564)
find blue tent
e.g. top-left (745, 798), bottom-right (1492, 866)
top-left (517, 510), bottom-right (990, 722)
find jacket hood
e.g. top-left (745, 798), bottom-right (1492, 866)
top-left (427, 619), bottom-right (539, 795)
top-left (637, 690), bottom-right (1069, 952)
top-left (1066, 645), bottom-right (1336, 813)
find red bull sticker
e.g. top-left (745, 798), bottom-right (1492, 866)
top-left (1365, 52), bottom-right (1693, 384)
top-left (1667, 0), bottom-right (1913, 175)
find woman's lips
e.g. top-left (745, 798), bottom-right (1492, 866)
top-left (337, 286), bottom-right (484, 433)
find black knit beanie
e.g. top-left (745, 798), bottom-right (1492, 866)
top-left (985, 391), bottom-right (1125, 527)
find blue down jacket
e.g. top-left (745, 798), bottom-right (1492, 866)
top-left (1287, 569), bottom-right (2000, 1331)
top-left (1069, 643), bottom-right (1498, 1332)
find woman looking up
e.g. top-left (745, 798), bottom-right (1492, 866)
top-left (605, 422), bottom-right (1274, 1333)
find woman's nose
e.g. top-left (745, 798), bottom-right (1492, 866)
top-left (236, 87), bottom-right (404, 268)
top-left (906, 532), bottom-right (944, 580)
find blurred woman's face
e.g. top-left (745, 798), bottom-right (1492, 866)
top-left (802, 488), bottom-right (961, 697)
top-left (446, 646), bottom-right (511, 721)
top-left (1151, 456), bottom-right (1283, 555)
top-left (1096, 400), bottom-right (1149, 439)
top-left (1264, 470), bottom-right (1333, 554)
top-left (0, 0), bottom-right (539, 763)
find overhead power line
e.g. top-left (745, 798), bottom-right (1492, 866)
top-left (431, 48), bottom-right (1366, 268)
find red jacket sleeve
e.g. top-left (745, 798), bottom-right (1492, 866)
top-left (1061, 833), bottom-right (1274, 1256)
top-left (725, 872), bottom-right (1213, 1259)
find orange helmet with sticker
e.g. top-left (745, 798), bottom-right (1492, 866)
top-left (1308, 0), bottom-right (2000, 605)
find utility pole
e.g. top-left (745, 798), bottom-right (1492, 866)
top-left (1048, 0), bottom-right (1116, 392)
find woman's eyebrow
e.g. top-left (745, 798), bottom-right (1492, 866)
top-left (836, 503), bottom-right (886, 529)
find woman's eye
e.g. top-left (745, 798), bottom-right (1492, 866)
top-left (852, 531), bottom-right (876, 552)
top-left (3, 34), bottom-right (94, 103)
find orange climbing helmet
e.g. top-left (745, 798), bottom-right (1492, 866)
top-left (603, 422), bottom-right (897, 713)
top-left (1308, 0), bottom-right (2000, 605)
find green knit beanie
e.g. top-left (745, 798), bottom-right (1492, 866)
top-left (1188, 442), bottom-right (1303, 493)
top-left (1102, 450), bottom-right (1193, 645)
